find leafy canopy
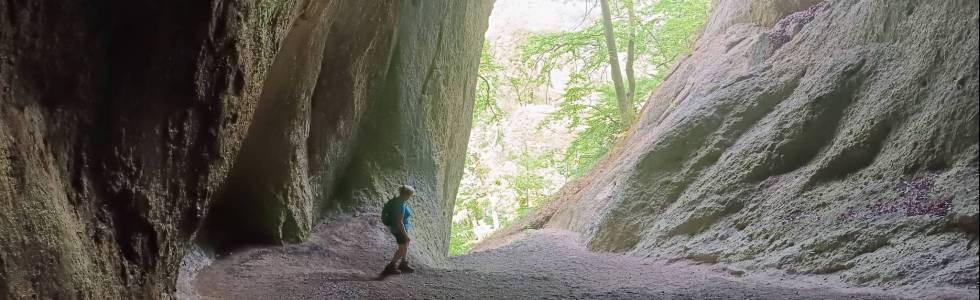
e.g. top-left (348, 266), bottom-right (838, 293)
top-left (450, 0), bottom-right (711, 255)
top-left (523, 0), bottom-right (710, 177)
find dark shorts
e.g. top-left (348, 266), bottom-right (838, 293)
top-left (389, 227), bottom-right (409, 244)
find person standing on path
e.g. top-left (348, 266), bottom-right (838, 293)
top-left (381, 185), bottom-right (415, 275)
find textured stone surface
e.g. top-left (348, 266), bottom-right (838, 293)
top-left (1, 0), bottom-right (303, 297)
top-left (0, 0), bottom-right (491, 298)
top-left (494, 0), bottom-right (979, 292)
top-left (201, 0), bottom-right (400, 251)
top-left (330, 0), bottom-right (494, 266)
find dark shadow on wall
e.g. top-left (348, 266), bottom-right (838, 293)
top-left (198, 1), bottom-right (333, 252)
top-left (198, 1), bottom-right (401, 253)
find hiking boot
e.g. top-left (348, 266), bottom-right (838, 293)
top-left (382, 263), bottom-right (400, 275)
top-left (398, 261), bottom-right (415, 273)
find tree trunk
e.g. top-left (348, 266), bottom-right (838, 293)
top-left (625, 0), bottom-right (638, 106)
top-left (470, 218), bottom-right (481, 239)
top-left (600, 0), bottom-right (636, 127)
top-left (489, 197), bottom-right (500, 229)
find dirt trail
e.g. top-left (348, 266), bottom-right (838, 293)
top-left (191, 216), bottom-right (949, 299)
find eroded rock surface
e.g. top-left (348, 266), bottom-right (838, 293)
top-left (496, 0), bottom-right (979, 292)
top-left (1, 0), bottom-right (491, 298)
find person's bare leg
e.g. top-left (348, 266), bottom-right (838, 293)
top-left (387, 244), bottom-right (407, 265)
top-left (384, 244), bottom-right (407, 274)
top-left (397, 242), bottom-right (414, 273)
top-left (391, 244), bottom-right (407, 264)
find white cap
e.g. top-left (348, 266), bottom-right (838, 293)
top-left (399, 185), bottom-right (415, 195)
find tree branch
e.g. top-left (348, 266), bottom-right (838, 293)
top-left (477, 74), bottom-right (500, 121)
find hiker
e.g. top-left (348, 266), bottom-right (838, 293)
top-left (381, 185), bottom-right (415, 275)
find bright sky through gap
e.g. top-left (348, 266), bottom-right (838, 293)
top-left (486, 0), bottom-right (599, 42)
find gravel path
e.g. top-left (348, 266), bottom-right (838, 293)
top-left (192, 216), bottom-right (911, 299)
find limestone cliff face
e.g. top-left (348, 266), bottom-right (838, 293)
top-left (0, 0), bottom-right (491, 298)
top-left (529, 0), bottom-right (978, 290)
top-left (205, 0), bottom-right (492, 266)
top-left (332, 0), bottom-right (494, 266)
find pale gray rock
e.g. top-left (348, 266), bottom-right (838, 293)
top-left (494, 0), bottom-right (979, 292)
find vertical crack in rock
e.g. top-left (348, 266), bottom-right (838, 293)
top-left (420, 18), bottom-right (449, 98)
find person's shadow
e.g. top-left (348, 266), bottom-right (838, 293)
top-left (371, 269), bottom-right (416, 281)
top-left (320, 272), bottom-right (395, 282)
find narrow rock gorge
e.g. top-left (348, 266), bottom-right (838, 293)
top-left (2, 0), bottom-right (978, 299)
top-left (1, 0), bottom-right (491, 298)
top-left (497, 0), bottom-right (979, 292)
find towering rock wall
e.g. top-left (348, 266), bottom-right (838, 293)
top-left (511, 0), bottom-right (978, 290)
top-left (0, 0), bottom-right (492, 298)
top-left (205, 0), bottom-right (493, 266)
top-left (332, 0), bottom-right (494, 266)
top-left (201, 0), bottom-right (401, 252)
top-left (1, 0), bottom-right (305, 297)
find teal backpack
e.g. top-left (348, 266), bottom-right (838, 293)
top-left (381, 198), bottom-right (398, 226)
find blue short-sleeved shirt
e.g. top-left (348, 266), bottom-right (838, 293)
top-left (382, 198), bottom-right (412, 230)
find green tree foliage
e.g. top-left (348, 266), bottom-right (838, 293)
top-left (510, 147), bottom-right (554, 213)
top-left (524, 0), bottom-right (709, 177)
top-left (474, 43), bottom-right (504, 124)
top-left (449, 154), bottom-right (490, 256)
top-left (448, 221), bottom-right (476, 256)
top-left (450, 0), bottom-right (710, 256)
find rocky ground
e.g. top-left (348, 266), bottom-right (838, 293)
top-left (190, 216), bottom-right (974, 299)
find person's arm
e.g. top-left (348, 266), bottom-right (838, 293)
top-left (394, 208), bottom-right (410, 242)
